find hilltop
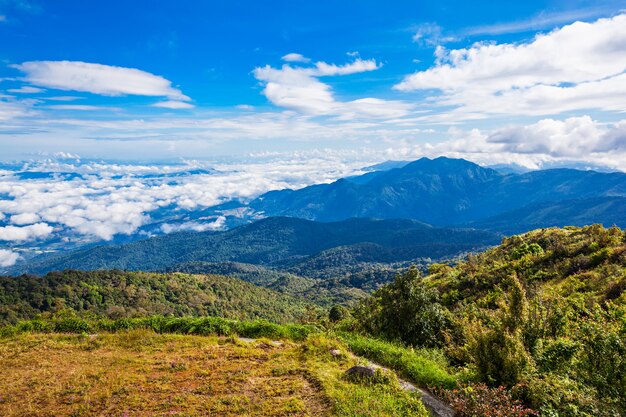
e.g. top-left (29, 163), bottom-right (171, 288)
top-left (2, 224), bottom-right (626, 416)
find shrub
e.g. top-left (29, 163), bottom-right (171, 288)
top-left (469, 325), bottom-right (534, 387)
top-left (354, 266), bottom-right (448, 348)
top-left (329, 305), bottom-right (349, 322)
top-left (438, 383), bottom-right (537, 417)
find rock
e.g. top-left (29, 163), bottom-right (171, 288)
top-left (330, 349), bottom-right (342, 356)
top-left (417, 388), bottom-right (456, 417)
top-left (344, 365), bottom-right (376, 379)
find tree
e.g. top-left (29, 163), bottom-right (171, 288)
top-left (356, 266), bottom-right (448, 347)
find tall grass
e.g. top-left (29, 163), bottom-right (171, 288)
top-left (0, 315), bottom-right (318, 341)
top-left (339, 332), bottom-right (457, 389)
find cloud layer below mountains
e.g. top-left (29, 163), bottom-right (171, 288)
top-left (0, 155), bottom-right (375, 265)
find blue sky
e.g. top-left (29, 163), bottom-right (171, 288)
top-left (1, 0), bottom-right (626, 165)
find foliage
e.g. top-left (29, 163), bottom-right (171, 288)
top-left (353, 266), bottom-right (449, 348)
top-left (338, 332), bottom-right (457, 389)
top-left (354, 225), bottom-right (626, 416)
top-left (438, 384), bottom-right (537, 417)
top-left (329, 305), bottom-right (349, 322)
top-left (1, 313), bottom-right (319, 341)
top-left (13, 216), bottom-right (499, 276)
top-left (0, 270), bottom-right (319, 325)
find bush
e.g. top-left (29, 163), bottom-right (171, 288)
top-left (0, 314), bottom-right (319, 342)
top-left (329, 305), bottom-right (349, 322)
top-left (354, 266), bottom-right (448, 348)
top-left (438, 383), bottom-right (537, 417)
top-left (469, 326), bottom-right (534, 387)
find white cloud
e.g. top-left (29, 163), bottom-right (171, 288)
top-left (47, 105), bottom-right (121, 111)
top-left (0, 223), bottom-right (53, 242)
top-left (0, 97), bottom-right (34, 121)
top-left (281, 53), bottom-right (310, 63)
top-left (391, 116), bottom-right (626, 171)
top-left (13, 61), bottom-right (190, 101)
top-left (395, 14), bottom-right (626, 118)
top-left (161, 216), bottom-right (226, 233)
top-left (7, 86), bottom-right (45, 93)
top-left (44, 96), bottom-right (83, 101)
top-left (463, 7), bottom-right (617, 36)
top-left (0, 249), bottom-right (20, 267)
top-left (412, 23), bottom-right (456, 46)
top-left (254, 58), bottom-right (412, 118)
top-left (152, 100), bottom-right (195, 109)
top-left (0, 156), bottom-right (374, 245)
top-left (52, 151), bottom-right (81, 159)
top-left (10, 212), bottom-right (41, 225)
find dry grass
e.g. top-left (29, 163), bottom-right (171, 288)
top-left (0, 330), bottom-right (331, 417)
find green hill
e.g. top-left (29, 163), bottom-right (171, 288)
top-left (168, 261), bottom-right (369, 306)
top-left (355, 224), bottom-right (626, 417)
top-left (0, 270), bottom-right (318, 325)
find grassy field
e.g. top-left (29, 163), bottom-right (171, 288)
top-left (0, 329), bottom-right (430, 417)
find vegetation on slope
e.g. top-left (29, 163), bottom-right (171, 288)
top-left (0, 270), bottom-right (319, 325)
top-left (352, 224), bottom-right (626, 417)
top-left (168, 261), bottom-right (369, 306)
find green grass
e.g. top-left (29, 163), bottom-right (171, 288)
top-left (301, 334), bottom-right (430, 417)
top-left (0, 314), bottom-right (319, 342)
top-left (338, 332), bottom-right (458, 389)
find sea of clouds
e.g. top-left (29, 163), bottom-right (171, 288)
top-left (0, 154), bottom-right (376, 267)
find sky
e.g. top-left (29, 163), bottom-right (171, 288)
top-left (0, 0), bottom-right (625, 167)
top-left (1, 0), bottom-right (626, 265)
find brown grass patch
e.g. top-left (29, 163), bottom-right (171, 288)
top-left (0, 331), bottom-right (331, 417)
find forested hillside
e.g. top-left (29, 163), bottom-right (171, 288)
top-left (0, 270), bottom-right (317, 325)
top-left (354, 224), bottom-right (626, 416)
top-left (12, 216), bottom-right (498, 276)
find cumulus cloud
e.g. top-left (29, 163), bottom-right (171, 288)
top-left (13, 61), bottom-right (190, 101)
top-left (395, 14), bottom-right (626, 118)
top-left (0, 249), bottom-right (20, 267)
top-left (281, 53), bottom-right (310, 63)
top-left (254, 58), bottom-right (412, 118)
top-left (161, 216), bottom-right (226, 233)
top-left (0, 223), bottom-right (53, 242)
top-left (10, 212), bottom-right (41, 225)
top-left (390, 116), bottom-right (626, 170)
top-left (152, 100), bottom-right (195, 109)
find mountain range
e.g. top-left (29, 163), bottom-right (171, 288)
top-left (8, 156), bottom-right (626, 279)
top-left (233, 157), bottom-right (626, 233)
top-left (12, 216), bottom-right (498, 276)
